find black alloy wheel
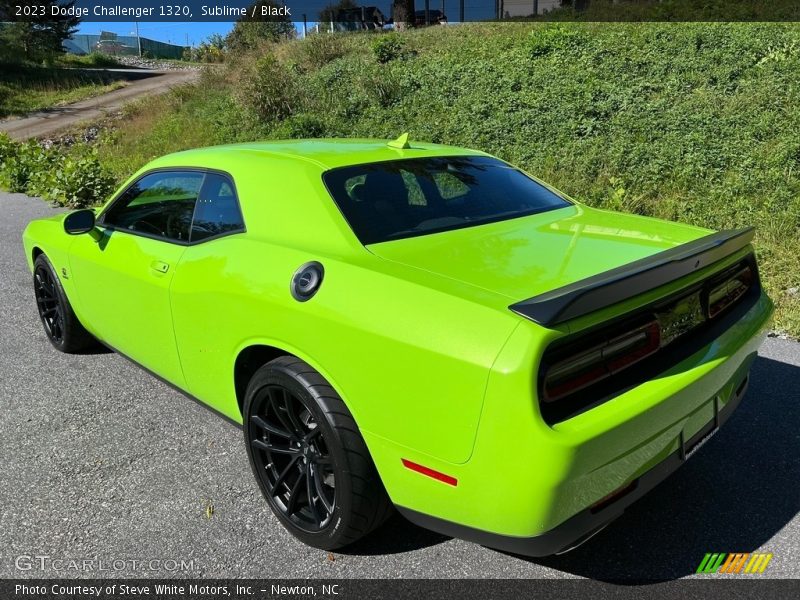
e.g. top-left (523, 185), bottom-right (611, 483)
top-left (34, 262), bottom-right (64, 344)
top-left (248, 384), bottom-right (336, 531)
top-left (243, 357), bottom-right (393, 549)
top-left (32, 254), bottom-right (96, 353)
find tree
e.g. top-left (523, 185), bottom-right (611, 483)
top-left (225, 1), bottom-right (296, 53)
top-left (207, 33), bottom-right (227, 51)
top-left (188, 33), bottom-right (227, 63)
top-left (319, 0), bottom-right (358, 27)
top-left (0, 1), bottom-right (80, 63)
top-left (392, 0), bottom-right (415, 31)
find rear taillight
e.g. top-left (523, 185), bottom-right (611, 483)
top-left (707, 265), bottom-right (753, 319)
top-left (543, 320), bottom-right (661, 403)
top-left (539, 257), bottom-right (758, 421)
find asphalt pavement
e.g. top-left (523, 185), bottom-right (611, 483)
top-left (0, 191), bottom-right (797, 581)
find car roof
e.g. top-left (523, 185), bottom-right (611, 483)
top-left (151, 139), bottom-right (488, 172)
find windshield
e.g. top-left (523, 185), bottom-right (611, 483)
top-left (322, 156), bottom-right (571, 245)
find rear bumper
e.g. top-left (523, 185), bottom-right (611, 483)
top-left (397, 361), bottom-right (752, 557)
top-left (376, 288), bottom-right (772, 549)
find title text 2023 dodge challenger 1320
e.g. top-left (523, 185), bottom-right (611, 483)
top-left (22, 137), bottom-right (773, 555)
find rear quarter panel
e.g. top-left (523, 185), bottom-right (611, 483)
top-left (170, 236), bottom-right (520, 464)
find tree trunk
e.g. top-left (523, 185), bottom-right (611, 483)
top-left (393, 0), bottom-right (415, 31)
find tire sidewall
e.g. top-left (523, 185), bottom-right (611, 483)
top-left (243, 363), bottom-right (356, 549)
top-left (33, 254), bottom-right (68, 352)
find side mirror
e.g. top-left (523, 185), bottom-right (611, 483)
top-left (63, 209), bottom-right (96, 235)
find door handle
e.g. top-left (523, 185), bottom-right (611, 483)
top-left (150, 260), bottom-right (170, 274)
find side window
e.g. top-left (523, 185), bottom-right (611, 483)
top-left (103, 171), bottom-right (203, 243)
top-left (190, 173), bottom-right (245, 242)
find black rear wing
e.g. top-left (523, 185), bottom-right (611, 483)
top-left (510, 227), bottom-right (755, 327)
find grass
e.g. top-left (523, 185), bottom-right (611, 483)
top-left (72, 23), bottom-right (800, 335)
top-left (528, 0), bottom-right (800, 21)
top-left (55, 52), bottom-right (124, 69)
top-left (150, 58), bottom-right (207, 67)
top-left (0, 63), bottom-right (128, 118)
top-left (98, 82), bottom-right (232, 180)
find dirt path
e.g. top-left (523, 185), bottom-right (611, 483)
top-left (0, 69), bottom-right (199, 141)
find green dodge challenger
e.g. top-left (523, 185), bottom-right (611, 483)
top-left (22, 137), bottom-right (772, 555)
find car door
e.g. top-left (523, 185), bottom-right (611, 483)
top-left (67, 170), bottom-right (204, 388)
top-left (168, 171), bottom-right (248, 416)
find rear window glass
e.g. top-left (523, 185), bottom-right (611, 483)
top-left (323, 156), bottom-right (571, 245)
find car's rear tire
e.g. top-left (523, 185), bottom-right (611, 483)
top-left (32, 254), bottom-right (96, 353)
top-left (243, 356), bottom-right (393, 550)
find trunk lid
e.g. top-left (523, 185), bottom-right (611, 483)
top-left (368, 205), bottom-right (711, 301)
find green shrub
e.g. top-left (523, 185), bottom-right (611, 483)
top-left (196, 43), bottom-right (226, 63)
top-left (302, 34), bottom-right (348, 68)
top-left (365, 69), bottom-right (404, 107)
top-left (0, 132), bottom-right (16, 162)
top-left (0, 135), bottom-right (113, 207)
top-left (372, 34), bottom-right (409, 64)
top-left (0, 140), bottom-right (49, 192)
top-left (527, 24), bottom-right (588, 57)
top-left (27, 146), bottom-right (114, 208)
top-left (188, 41), bottom-right (226, 63)
top-left (271, 113), bottom-right (326, 138)
top-left (235, 54), bottom-right (298, 121)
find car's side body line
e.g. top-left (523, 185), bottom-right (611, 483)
top-left (510, 227), bottom-right (755, 326)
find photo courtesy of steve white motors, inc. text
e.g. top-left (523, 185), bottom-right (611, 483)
top-left (12, 1), bottom-right (292, 19)
top-left (14, 583), bottom-right (339, 597)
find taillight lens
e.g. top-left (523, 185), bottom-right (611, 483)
top-left (708, 265), bottom-right (753, 319)
top-left (542, 347), bottom-right (606, 403)
top-left (543, 321), bottom-right (661, 403)
top-left (539, 259), bottom-right (757, 416)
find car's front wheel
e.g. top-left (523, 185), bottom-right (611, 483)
top-left (32, 254), bottom-right (96, 353)
top-left (243, 356), bottom-right (392, 550)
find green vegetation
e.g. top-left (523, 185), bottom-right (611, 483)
top-left (182, 1), bottom-right (295, 63)
top-left (4, 22), bottom-right (800, 334)
top-left (372, 34), bottom-right (411, 63)
top-left (224, 0), bottom-right (296, 53)
top-left (55, 52), bottom-right (124, 69)
top-left (0, 64), bottom-right (127, 117)
top-left (0, 1), bottom-right (79, 64)
top-left (537, 0), bottom-right (800, 22)
top-left (0, 133), bottom-right (114, 208)
top-left (184, 34), bottom-right (226, 63)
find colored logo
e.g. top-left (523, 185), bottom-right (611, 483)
top-left (696, 552), bottom-right (773, 574)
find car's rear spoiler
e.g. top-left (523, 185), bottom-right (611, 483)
top-left (509, 227), bottom-right (755, 327)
